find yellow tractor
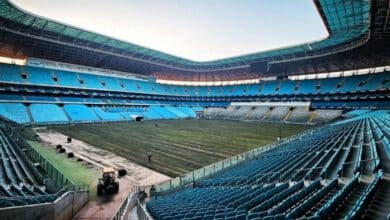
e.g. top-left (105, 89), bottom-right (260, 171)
top-left (97, 167), bottom-right (119, 196)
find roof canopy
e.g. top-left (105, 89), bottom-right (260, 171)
top-left (0, 0), bottom-right (370, 72)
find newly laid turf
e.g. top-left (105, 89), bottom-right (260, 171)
top-left (28, 140), bottom-right (100, 199)
top-left (51, 120), bottom-right (311, 177)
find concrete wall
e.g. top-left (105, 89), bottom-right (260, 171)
top-left (54, 191), bottom-right (89, 220)
top-left (0, 203), bottom-right (55, 220)
top-left (0, 191), bottom-right (88, 220)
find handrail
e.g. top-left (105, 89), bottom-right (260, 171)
top-left (111, 191), bottom-right (135, 220)
top-left (137, 198), bottom-right (152, 220)
top-left (345, 170), bottom-right (384, 219)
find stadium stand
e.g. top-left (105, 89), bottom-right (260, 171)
top-left (204, 104), bottom-right (344, 125)
top-left (30, 104), bottom-right (69, 124)
top-left (63, 104), bottom-right (100, 122)
top-left (264, 107), bottom-right (290, 122)
top-left (23, 66), bottom-right (56, 86)
top-left (1, 63), bottom-right (389, 96)
top-left (0, 0), bottom-right (389, 218)
top-left (0, 103), bottom-right (30, 124)
top-left (245, 106), bottom-right (269, 120)
top-left (0, 122), bottom-right (85, 209)
top-left (286, 107), bottom-right (312, 123)
top-left (0, 60), bottom-right (388, 126)
top-left (92, 107), bottom-right (126, 121)
top-left (147, 111), bottom-right (390, 220)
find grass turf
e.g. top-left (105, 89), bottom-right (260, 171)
top-left (27, 140), bottom-right (100, 199)
top-left (50, 120), bottom-right (311, 177)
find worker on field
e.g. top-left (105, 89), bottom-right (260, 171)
top-left (138, 188), bottom-right (147, 203)
top-left (150, 185), bottom-right (156, 199)
top-left (147, 151), bottom-right (152, 163)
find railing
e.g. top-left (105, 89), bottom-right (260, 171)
top-left (112, 192), bottom-right (137, 220)
top-left (137, 199), bottom-right (152, 220)
top-left (113, 188), bottom-right (152, 220)
top-left (154, 156), bottom-right (386, 193)
top-left (345, 170), bottom-right (384, 219)
top-left (0, 118), bottom-right (79, 189)
top-left (154, 125), bottom-right (321, 193)
top-left (9, 128), bottom-right (76, 188)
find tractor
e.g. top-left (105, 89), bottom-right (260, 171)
top-left (97, 167), bottom-right (119, 196)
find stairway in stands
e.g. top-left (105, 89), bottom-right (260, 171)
top-left (308, 111), bottom-right (316, 124)
top-left (304, 185), bottom-right (341, 216)
top-left (261, 108), bottom-right (271, 121)
top-left (362, 179), bottom-right (390, 219)
top-left (242, 108), bottom-right (254, 120)
top-left (25, 105), bottom-right (34, 124)
top-left (60, 105), bottom-right (72, 122)
top-left (283, 109), bottom-right (293, 122)
top-left (329, 183), bottom-right (368, 219)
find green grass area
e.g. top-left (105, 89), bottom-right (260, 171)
top-left (50, 120), bottom-right (311, 177)
top-left (27, 140), bottom-right (100, 199)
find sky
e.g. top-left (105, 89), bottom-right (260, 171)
top-left (11, 0), bottom-right (328, 62)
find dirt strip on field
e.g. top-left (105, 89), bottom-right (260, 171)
top-left (34, 127), bottom-right (170, 220)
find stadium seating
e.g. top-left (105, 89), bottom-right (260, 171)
top-left (164, 106), bottom-right (190, 119)
top-left (278, 80), bottom-right (296, 95)
top-left (245, 106), bottom-right (269, 120)
top-left (147, 111), bottom-right (390, 220)
top-left (0, 127), bottom-right (68, 208)
top-left (287, 107), bottom-right (312, 123)
top-left (63, 104), bottom-right (100, 122)
top-left (297, 79), bottom-right (317, 94)
top-left (55, 70), bottom-right (82, 87)
top-left (98, 75), bottom-right (124, 91)
top-left (77, 73), bottom-right (105, 90)
top-left (143, 107), bottom-right (164, 120)
top-left (30, 104), bottom-right (69, 124)
top-left (264, 107), bottom-right (289, 122)
top-left (0, 103), bottom-right (30, 124)
top-left (24, 66), bottom-right (56, 86)
top-left (0, 63), bottom-right (388, 125)
top-left (204, 105), bottom-right (343, 124)
top-left (0, 64), bottom-right (25, 83)
top-left (92, 107), bottom-right (126, 121)
top-left (1, 63), bottom-right (388, 99)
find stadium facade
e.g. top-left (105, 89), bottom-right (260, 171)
top-left (0, 0), bottom-right (389, 219)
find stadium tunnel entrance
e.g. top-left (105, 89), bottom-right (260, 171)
top-left (132, 115), bottom-right (144, 121)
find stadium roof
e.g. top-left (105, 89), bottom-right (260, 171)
top-left (0, 0), bottom-right (389, 78)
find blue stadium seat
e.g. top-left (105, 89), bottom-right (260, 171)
top-left (278, 80), bottom-right (296, 95)
top-left (0, 103), bottom-right (30, 124)
top-left (24, 66), bottom-right (56, 85)
top-left (30, 104), bottom-right (69, 124)
top-left (147, 111), bottom-right (390, 220)
top-left (55, 70), bottom-right (82, 87)
top-left (63, 104), bottom-right (99, 122)
top-left (77, 73), bottom-right (104, 89)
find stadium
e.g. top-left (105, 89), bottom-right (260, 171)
top-left (0, 0), bottom-right (389, 219)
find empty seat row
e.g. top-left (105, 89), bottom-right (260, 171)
top-left (1, 63), bottom-right (388, 97)
top-left (147, 111), bottom-right (390, 220)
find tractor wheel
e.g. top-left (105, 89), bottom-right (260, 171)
top-left (106, 185), bottom-right (115, 194)
top-left (113, 182), bottom-right (119, 193)
top-left (97, 184), bottom-right (103, 196)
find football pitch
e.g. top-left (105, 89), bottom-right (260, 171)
top-left (50, 120), bottom-right (311, 177)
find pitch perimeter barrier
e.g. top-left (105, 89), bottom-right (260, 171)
top-left (154, 124), bottom-right (324, 193)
